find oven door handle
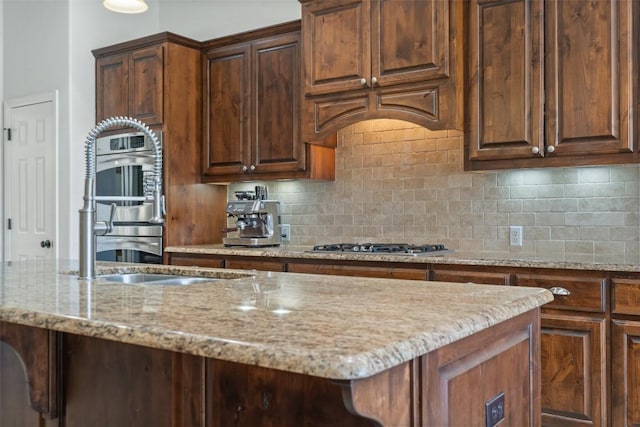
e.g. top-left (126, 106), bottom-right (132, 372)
top-left (96, 152), bottom-right (158, 172)
top-left (96, 236), bottom-right (163, 257)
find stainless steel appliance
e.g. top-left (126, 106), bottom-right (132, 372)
top-left (223, 188), bottom-right (281, 247)
top-left (311, 243), bottom-right (450, 256)
top-left (92, 129), bottom-right (164, 266)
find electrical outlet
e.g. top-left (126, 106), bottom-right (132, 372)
top-left (280, 224), bottom-right (291, 241)
top-left (509, 226), bottom-right (523, 247)
top-left (485, 392), bottom-right (505, 427)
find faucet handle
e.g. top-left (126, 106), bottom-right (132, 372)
top-left (107, 203), bottom-right (117, 233)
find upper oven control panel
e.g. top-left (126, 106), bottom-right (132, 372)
top-left (96, 131), bottom-right (163, 155)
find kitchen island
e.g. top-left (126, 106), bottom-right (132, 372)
top-left (0, 260), bottom-right (552, 426)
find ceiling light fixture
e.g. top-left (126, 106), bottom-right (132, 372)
top-left (103, 0), bottom-right (148, 14)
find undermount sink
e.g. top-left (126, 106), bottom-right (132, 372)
top-left (97, 273), bottom-right (218, 286)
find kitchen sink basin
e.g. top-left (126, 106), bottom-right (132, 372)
top-left (97, 273), bottom-right (218, 286)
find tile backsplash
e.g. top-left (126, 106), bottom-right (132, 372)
top-left (229, 119), bottom-right (640, 264)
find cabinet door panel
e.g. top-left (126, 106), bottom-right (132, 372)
top-left (129, 45), bottom-right (164, 125)
top-left (203, 45), bottom-right (251, 176)
top-left (96, 53), bottom-right (129, 122)
top-left (467, 0), bottom-right (544, 160)
top-left (612, 320), bottom-right (640, 427)
top-left (372, 0), bottom-right (448, 86)
top-left (540, 314), bottom-right (607, 426)
top-left (546, 0), bottom-right (634, 155)
top-left (253, 33), bottom-right (305, 174)
top-left (302, 0), bottom-right (370, 96)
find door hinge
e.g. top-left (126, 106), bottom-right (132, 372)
top-left (7, 218), bottom-right (11, 230)
top-left (3, 128), bottom-right (11, 141)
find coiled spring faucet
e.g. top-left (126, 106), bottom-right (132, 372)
top-left (78, 116), bottom-right (163, 280)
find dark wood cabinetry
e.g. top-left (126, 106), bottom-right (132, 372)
top-left (0, 311), bottom-right (541, 426)
top-left (93, 33), bottom-right (228, 257)
top-left (168, 250), bottom-right (628, 427)
top-left (466, 0), bottom-right (638, 170)
top-left (299, 0), bottom-right (463, 142)
top-left (516, 271), bottom-right (608, 426)
top-left (611, 274), bottom-right (640, 426)
top-left (202, 21), bottom-right (336, 183)
top-left (96, 45), bottom-right (164, 126)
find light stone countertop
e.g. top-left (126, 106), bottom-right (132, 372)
top-left (0, 260), bottom-right (552, 380)
top-left (165, 244), bottom-right (640, 273)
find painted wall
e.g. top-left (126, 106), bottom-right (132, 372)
top-left (3, 0), bottom-right (299, 259)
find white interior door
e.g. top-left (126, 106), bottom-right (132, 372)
top-left (4, 92), bottom-right (58, 262)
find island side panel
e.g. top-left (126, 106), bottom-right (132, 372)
top-left (0, 321), bottom-right (58, 421)
top-left (206, 358), bottom-right (373, 427)
top-left (421, 310), bottom-right (541, 426)
top-left (62, 334), bottom-right (206, 427)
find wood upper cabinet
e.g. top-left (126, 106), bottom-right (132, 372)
top-left (300, 0), bottom-right (462, 142)
top-left (202, 22), bottom-right (336, 182)
top-left (94, 33), bottom-right (229, 254)
top-left (95, 44), bottom-right (163, 126)
top-left (466, 0), bottom-right (544, 161)
top-left (466, 0), bottom-right (638, 170)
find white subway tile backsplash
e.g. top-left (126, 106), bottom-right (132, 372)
top-left (229, 119), bottom-right (639, 264)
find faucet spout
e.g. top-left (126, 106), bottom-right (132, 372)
top-left (78, 116), bottom-right (163, 280)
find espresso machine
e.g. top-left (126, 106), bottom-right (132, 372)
top-left (223, 186), bottom-right (282, 247)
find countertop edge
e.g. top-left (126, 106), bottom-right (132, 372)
top-left (0, 286), bottom-right (553, 380)
top-left (164, 245), bottom-right (640, 273)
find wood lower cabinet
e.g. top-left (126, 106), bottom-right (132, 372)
top-left (0, 310), bottom-right (541, 426)
top-left (299, 0), bottom-right (463, 142)
top-left (611, 274), bottom-right (640, 426)
top-left (539, 313), bottom-right (607, 427)
top-left (516, 271), bottom-right (608, 427)
top-left (287, 260), bottom-right (427, 280)
top-left (466, 0), bottom-right (638, 170)
top-left (428, 264), bottom-right (512, 285)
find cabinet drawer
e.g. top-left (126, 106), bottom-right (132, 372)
top-left (429, 268), bottom-right (510, 285)
top-left (612, 278), bottom-right (640, 316)
top-left (287, 262), bottom-right (427, 280)
top-left (225, 259), bottom-right (285, 272)
top-left (168, 254), bottom-right (224, 268)
top-left (516, 273), bottom-right (606, 313)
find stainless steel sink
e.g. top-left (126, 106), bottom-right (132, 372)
top-left (97, 273), bottom-right (218, 286)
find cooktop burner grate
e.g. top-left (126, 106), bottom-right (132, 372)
top-left (312, 243), bottom-right (449, 255)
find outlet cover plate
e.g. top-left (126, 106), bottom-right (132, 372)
top-left (509, 226), bottom-right (523, 247)
top-left (281, 224), bottom-right (291, 241)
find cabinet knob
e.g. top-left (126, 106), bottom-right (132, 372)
top-left (531, 146), bottom-right (540, 155)
top-left (360, 78), bottom-right (367, 86)
top-left (371, 77), bottom-right (378, 85)
top-left (40, 240), bottom-right (52, 248)
top-left (249, 165), bottom-right (256, 171)
top-left (549, 286), bottom-right (571, 296)
top-left (241, 165), bottom-right (248, 172)
top-left (546, 145), bottom-right (556, 153)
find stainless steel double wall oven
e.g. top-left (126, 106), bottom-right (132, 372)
top-left (95, 131), bottom-right (163, 264)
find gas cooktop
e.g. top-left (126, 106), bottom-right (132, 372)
top-left (311, 243), bottom-right (450, 256)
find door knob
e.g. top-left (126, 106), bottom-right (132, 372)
top-left (40, 240), bottom-right (52, 248)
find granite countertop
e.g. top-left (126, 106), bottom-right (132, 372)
top-left (0, 260), bottom-right (552, 380)
top-left (165, 244), bottom-right (640, 273)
